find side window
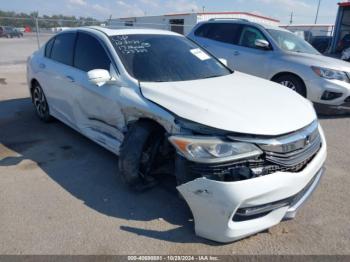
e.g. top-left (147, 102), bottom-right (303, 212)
top-left (197, 23), bottom-right (242, 45)
top-left (194, 24), bottom-right (212, 37)
top-left (74, 32), bottom-right (111, 72)
top-left (51, 32), bottom-right (76, 65)
top-left (239, 26), bottom-right (268, 49)
top-left (45, 37), bottom-right (55, 58)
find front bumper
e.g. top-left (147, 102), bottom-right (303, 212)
top-left (177, 130), bottom-right (327, 243)
top-left (306, 77), bottom-right (350, 107)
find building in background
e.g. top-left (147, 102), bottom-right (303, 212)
top-left (330, 1), bottom-right (350, 54)
top-left (281, 24), bottom-right (334, 38)
top-left (109, 12), bottom-right (280, 35)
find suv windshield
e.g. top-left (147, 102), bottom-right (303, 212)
top-left (110, 34), bottom-right (231, 82)
top-left (267, 29), bottom-right (320, 55)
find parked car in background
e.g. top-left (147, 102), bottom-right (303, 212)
top-left (188, 19), bottom-right (350, 112)
top-left (27, 27), bottom-right (326, 243)
top-left (0, 26), bottom-right (23, 38)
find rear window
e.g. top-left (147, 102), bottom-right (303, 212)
top-left (195, 23), bottom-right (242, 45)
top-left (50, 32), bottom-right (76, 65)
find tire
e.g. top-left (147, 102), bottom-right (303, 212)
top-left (32, 82), bottom-right (53, 122)
top-left (6, 34), bottom-right (10, 38)
top-left (273, 74), bottom-right (307, 97)
top-left (118, 121), bottom-right (163, 191)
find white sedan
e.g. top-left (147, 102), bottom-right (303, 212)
top-left (27, 26), bottom-right (326, 243)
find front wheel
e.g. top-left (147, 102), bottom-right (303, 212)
top-left (118, 121), bottom-right (163, 191)
top-left (273, 74), bottom-right (306, 97)
top-left (32, 83), bottom-right (53, 122)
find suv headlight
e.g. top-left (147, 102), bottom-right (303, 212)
top-left (169, 136), bottom-right (262, 164)
top-left (311, 66), bottom-right (349, 82)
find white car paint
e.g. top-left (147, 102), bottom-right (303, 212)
top-left (141, 72), bottom-right (316, 136)
top-left (27, 26), bottom-right (326, 243)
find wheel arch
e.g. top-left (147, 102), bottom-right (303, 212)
top-left (270, 72), bottom-right (307, 97)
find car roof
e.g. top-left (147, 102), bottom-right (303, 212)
top-left (61, 26), bottom-right (182, 37)
top-left (196, 19), bottom-right (289, 32)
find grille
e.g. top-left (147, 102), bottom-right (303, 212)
top-left (265, 134), bottom-right (321, 167)
top-left (189, 121), bottom-right (322, 180)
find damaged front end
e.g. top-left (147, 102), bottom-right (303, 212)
top-left (171, 120), bottom-right (327, 243)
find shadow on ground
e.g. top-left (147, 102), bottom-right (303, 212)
top-left (0, 98), bottom-right (217, 245)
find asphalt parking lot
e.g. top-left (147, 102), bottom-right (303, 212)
top-left (0, 36), bottom-right (350, 255)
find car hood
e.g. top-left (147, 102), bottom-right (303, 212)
top-left (140, 72), bottom-right (317, 136)
top-left (285, 52), bottom-right (350, 71)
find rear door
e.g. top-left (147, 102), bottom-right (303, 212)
top-left (38, 32), bottom-right (78, 126)
top-left (191, 23), bottom-right (243, 70)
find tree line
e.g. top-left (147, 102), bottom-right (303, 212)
top-left (0, 10), bottom-right (104, 28)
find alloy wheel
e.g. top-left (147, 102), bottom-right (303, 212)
top-left (280, 80), bottom-right (297, 91)
top-left (33, 86), bottom-right (48, 118)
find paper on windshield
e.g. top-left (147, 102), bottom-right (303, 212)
top-left (190, 48), bottom-right (211, 61)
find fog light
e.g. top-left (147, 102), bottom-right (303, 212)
top-left (321, 91), bottom-right (343, 100)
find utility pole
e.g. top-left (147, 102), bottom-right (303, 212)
top-left (202, 6), bottom-right (205, 13)
top-left (34, 11), bottom-right (40, 49)
top-left (290, 11), bottom-right (293, 24)
top-left (314, 0), bottom-right (321, 24)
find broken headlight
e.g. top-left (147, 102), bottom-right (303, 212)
top-left (169, 136), bottom-right (262, 164)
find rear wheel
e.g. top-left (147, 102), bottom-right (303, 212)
top-left (118, 121), bottom-right (164, 191)
top-left (273, 74), bottom-right (307, 97)
top-left (32, 82), bottom-right (52, 122)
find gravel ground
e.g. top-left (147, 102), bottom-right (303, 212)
top-left (0, 37), bottom-right (350, 255)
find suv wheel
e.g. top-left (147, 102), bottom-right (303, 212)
top-left (119, 121), bottom-right (163, 191)
top-left (32, 83), bottom-right (52, 122)
top-left (273, 74), bottom-right (306, 97)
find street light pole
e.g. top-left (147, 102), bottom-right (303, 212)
top-left (314, 0), bottom-right (321, 24)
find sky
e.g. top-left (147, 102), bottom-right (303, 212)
top-left (0, 0), bottom-right (340, 25)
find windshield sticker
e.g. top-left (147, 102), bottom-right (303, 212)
top-left (113, 35), bottom-right (151, 55)
top-left (190, 48), bottom-right (211, 61)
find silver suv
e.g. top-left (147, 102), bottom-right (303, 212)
top-left (188, 19), bottom-right (350, 112)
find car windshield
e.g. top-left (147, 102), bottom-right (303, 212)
top-left (267, 29), bottom-right (320, 55)
top-left (110, 34), bottom-right (231, 82)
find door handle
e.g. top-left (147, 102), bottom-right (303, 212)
top-left (39, 63), bottom-right (46, 69)
top-left (233, 50), bottom-right (240, 56)
top-left (66, 75), bottom-right (75, 82)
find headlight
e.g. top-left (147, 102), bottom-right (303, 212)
top-left (169, 136), bottom-right (262, 163)
top-left (311, 66), bottom-right (349, 82)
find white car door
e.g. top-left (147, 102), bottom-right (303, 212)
top-left (69, 32), bottom-right (125, 153)
top-left (38, 32), bottom-right (79, 127)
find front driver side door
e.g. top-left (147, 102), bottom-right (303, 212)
top-left (70, 32), bottom-right (125, 153)
top-left (232, 26), bottom-right (274, 78)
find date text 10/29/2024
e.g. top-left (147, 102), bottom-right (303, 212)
top-left (127, 256), bottom-right (220, 261)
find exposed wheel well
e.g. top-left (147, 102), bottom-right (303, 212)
top-left (271, 72), bottom-right (307, 97)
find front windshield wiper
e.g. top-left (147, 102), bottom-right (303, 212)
top-left (202, 74), bottom-right (224, 79)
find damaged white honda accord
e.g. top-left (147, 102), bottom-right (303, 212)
top-left (27, 27), bottom-right (327, 243)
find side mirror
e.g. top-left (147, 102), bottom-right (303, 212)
top-left (255, 39), bottom-right (270, 50)
top-left (88, 69), bottom-right (112, 86)
top-left (219, 58), bottom-right (228, 66)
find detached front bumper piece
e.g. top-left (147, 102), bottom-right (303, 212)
top-left (177, 136), bottom-right (327, 243)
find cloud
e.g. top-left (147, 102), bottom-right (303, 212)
top-left (165, 0), bottom-right (199, 13)
top-left (68, 0), bottom-right (87, 6)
